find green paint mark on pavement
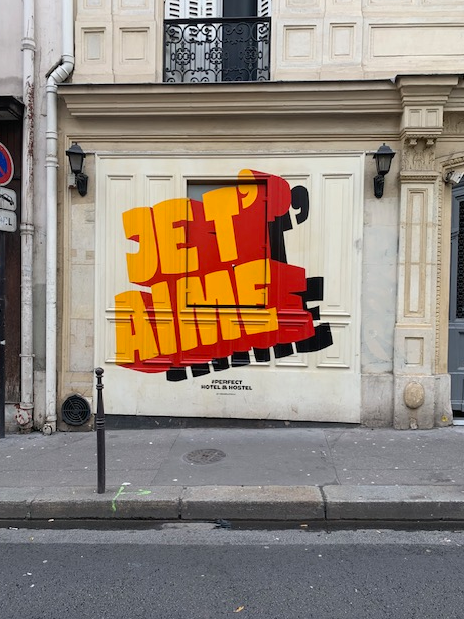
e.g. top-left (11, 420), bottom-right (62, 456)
top-left (111, 483), bottom-right (152, 513)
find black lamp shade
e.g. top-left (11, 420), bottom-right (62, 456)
top-left (66, 142), bottom-right (86, 175)
top-left (373, 143), bottom-right (395, 176)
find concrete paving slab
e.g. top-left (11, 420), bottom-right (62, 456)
top-left (0, 470), bottom-right (100, 488)
top-left (324, 485), bottom-right (464, 521)
top-left (0, 429), bottom-right (179, 470)
top-left (335, 468), bottom-right (464, 486)
top-left (181, 485), bottom-right (325, 521)
top-left (0, 469), bottom-right (162, 488)
top-left (154, 428), bottom-right (338, 486)
top-left (325, 428), bottom-right (464, 473)
top-left (1, 427), bottom-right (464, 523)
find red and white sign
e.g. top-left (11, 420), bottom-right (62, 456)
top-left (0, 143), bottom-right (14, 187)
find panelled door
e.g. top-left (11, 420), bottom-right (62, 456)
top-left (449, 181), bottom-right (464, 413)
top-left (95, 154), bottom-right (363, 422)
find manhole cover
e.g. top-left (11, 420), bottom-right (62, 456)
top-left (183, 449), bottom-right (226, 465)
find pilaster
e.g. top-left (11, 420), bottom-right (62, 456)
top-left (393, 76), bottom-right (456, 429)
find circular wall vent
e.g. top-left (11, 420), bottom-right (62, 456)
top-left (61, 394), bottom-right (91, 426)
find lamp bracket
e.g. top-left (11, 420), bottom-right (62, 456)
top-left (374, 174), bottom-right (385, 199)
top-left (76, 173), bottom-right (88, 197)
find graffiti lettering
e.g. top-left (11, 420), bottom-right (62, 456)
top-left (115, 169), bottom-right (332, 378)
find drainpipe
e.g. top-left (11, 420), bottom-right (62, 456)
top-left (43, 0), bottom-right (74, 435)
top-left (17, 0), bottom-right (36, 429)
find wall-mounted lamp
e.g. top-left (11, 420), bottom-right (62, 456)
top-left (66, 142), bottom-right (88, 197)
top-left (373, 143), bottom-right (395, 199)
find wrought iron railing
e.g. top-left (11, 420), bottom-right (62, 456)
top-left (164, 17), bottom-right (271, 83)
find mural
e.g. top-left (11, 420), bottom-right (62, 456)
top-left (115, 169), bottom-right (332, 381)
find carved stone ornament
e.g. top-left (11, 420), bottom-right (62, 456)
top-left (401, 138), bottom-right (436, 172)
top-left (403, 381), bottom-right (425, 410)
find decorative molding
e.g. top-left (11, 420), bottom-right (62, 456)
top-left (329, 24), bottom-right (355, 60)
top-left (63, 132), bottom-right (400, 144)
top-left (399, 170), bottom-right (439, 182)
top-left (440, 154), bottom-right (464, 171)
top-left (403, 188), bottom-right (428, 318)
top-left (435, 170), bottom-right (443, 372)
top-left (402, 134), bottom-right (437, 147)
top-left (396, 75), bottom-right (459, 145)
top-left (283, 26), bottom-right (316, 61)
top-left (59, 80), bottom-right (402, 117)
top-left (401, 140), bottom-right (436, 173)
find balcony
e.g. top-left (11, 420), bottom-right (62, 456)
top-left (164, 17), bottom-right (271, 84)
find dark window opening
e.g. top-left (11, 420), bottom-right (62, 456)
top-left (164, 1), bottom-right (271, 83)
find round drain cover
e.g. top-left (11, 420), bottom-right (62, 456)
top-left (184, 449), bottom-right (226, 464)
top-left (61, 394), bottom-right (91, 426)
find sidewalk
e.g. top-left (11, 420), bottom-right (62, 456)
top-left (1, 426), bottom-right (464, 523)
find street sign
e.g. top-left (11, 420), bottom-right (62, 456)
top-left (0, 188), bottom-right (16, 211)
top-left (0, 143), bottom-right (14, 187)
top-left (0, 209), bottom-right (16, 232)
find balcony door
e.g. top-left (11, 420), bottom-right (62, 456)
top-left (164, 0), bottom-right (271, 82)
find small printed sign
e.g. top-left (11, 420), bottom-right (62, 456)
top-left (0, 188), bottom-right (16, 211)
top-left (0, 143), bottom-right (14, 187)
top-left (0, 208), bottom-right (17, 232)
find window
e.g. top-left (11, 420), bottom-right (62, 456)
top-left (164, 0), bottom-right (271, 83)
top-left (186, 180), bottom-right (269, 308)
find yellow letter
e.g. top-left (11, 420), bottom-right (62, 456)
top-left (177, 271), bottom-right (241, 351)
top-left (203, 187), bottom-right (239, 262)
top-left (153, 198), bottom-right (199, 275)
top-left (115, 291), bottom-right (158, 363)
top-left (123, 207), bottom-right (158, 285)
top-left (234, 259), bottom-right (278, 335)
top-left (151, 281), bottom-right (177, 355)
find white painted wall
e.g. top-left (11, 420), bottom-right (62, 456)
top-left (0, 1), bottom-right (23, 95)
top-left (72, 0), bottom-right (464, 83)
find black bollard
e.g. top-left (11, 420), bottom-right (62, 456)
top-left (95, 367), bottom-right (106, 494)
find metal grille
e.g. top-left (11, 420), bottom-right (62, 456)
top-left (164, 17), bottom-right (271, 83)
top-left (183, 449), bottom-right (226, 464)
top-left (457, 201), bottom-right (464, 318)
top-left (61, 394), bottom-right (91, 426)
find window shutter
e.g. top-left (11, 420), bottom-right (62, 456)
top-left (203, 0), bottom-right (220, 17)
top-left (165, 0), bottom-right (221, 18)
top-left (187, 0), bottom-right (201, 16)
top-left (165, 0), bottom-right (181, 18)
top-left (257, 0), bottom-right (271, 17)
top-left (165, 1), bottom-right (268, 18)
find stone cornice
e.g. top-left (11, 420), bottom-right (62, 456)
top-left (59, 80), bottom-right (402, 118)
top-left (445, 78), bottom-right (464, 111)
top-left (396, 75), bottom-right (460, 106)
top-left (399, 170), bottom-right (440, 182)
top-left (396, 75), bottom-right (461, 143)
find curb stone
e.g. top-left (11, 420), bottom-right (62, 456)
top-left (180, 485), bottom-right (325, 521)
top-left (1, 485), bottom-right (464, 522)
top-left (324, 485), bottom-right (464, 521)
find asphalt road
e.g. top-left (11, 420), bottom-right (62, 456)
top-left (0, 526), bottom-right (463, 618)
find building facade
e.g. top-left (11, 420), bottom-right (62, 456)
top-left (4, 0), bottom-right (464, 431)
top-left (0, 0), bottom-right (63, 433)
